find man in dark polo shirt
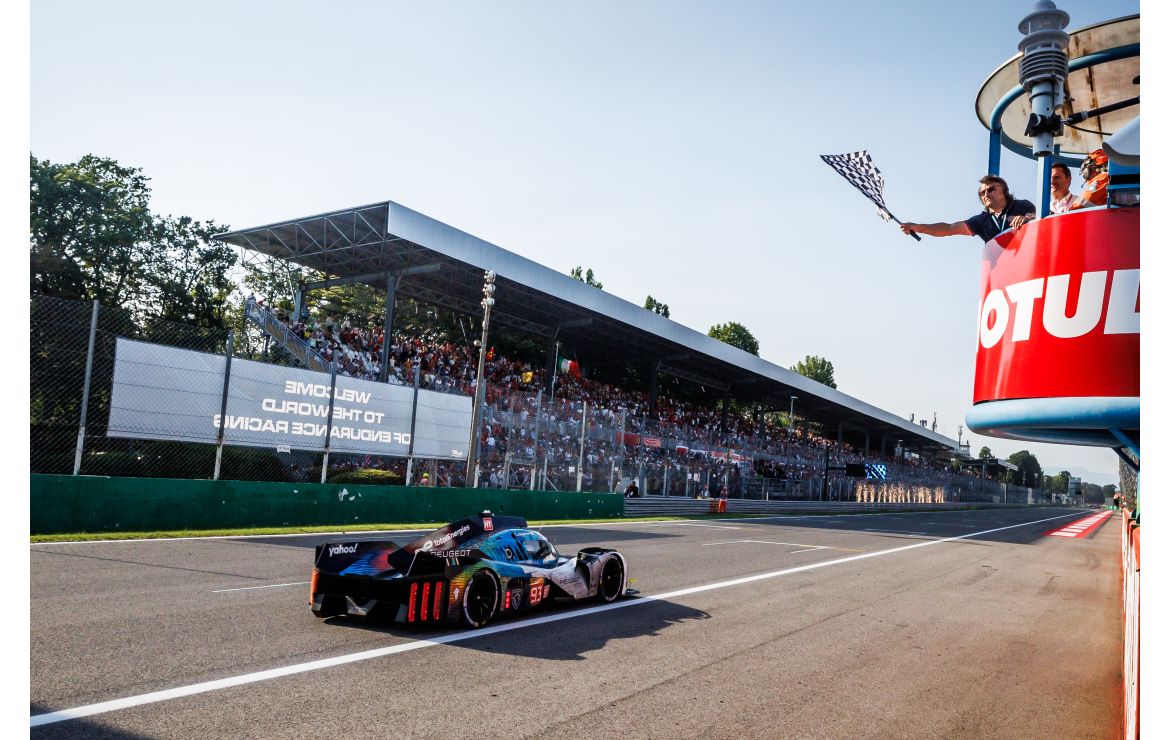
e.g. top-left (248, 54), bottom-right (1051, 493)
top-left (900, 176), bottom-right (1035, 242)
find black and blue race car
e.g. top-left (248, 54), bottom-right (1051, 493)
top-left (311, 511), bottom-right (629, 628)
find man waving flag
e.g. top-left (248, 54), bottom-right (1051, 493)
top-left (820, 151), bottom-right (920, 240)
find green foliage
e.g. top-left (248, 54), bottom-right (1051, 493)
top-left (1045, 470), bottom-right (1071, 494)
top-left (569, 266), bottom-right (604, 289)
top-left (30, 153), bottom-right (237, 331)
top-left (978, 446), bottom-right (994, 460)
top-left (30, 154), bottom-right (153, 303)
top-left (708, 321), bottom-right (760, 356)
top-left (66, 441), bottom-right (292, 481)
top-left (1007, 450), bottom-right (1042, 486)
top-left (791, 354), bottom-right (836, 388)
top-left (643, 295), bottom-right (670, 318)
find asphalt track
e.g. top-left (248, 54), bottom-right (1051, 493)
top-left (31, 507), bottom-right (1123, 739)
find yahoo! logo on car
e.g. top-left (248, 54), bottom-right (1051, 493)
top-left (978, 270), bottom-right (1139, 349)
top-left (327, 543), bottom-right (358, 557)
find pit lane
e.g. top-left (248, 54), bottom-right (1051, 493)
top-left (31, 507), bottom-right (1122, 738)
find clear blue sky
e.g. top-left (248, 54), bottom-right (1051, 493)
top-left (28, 0), bottom-right (1143, 485)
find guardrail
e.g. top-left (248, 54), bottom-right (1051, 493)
top-left (1121, 507), bottom-right (1139, 740)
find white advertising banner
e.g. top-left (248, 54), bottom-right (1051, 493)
top-left (107, 338), bottom-right (471, 459)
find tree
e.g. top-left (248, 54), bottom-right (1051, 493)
top-left (644, 295), bottom-right (670, 318)
top-left (30, 153), bottom-right (237, 330)
top-left (569, 266), bottom-right (603, 289)
top-left (145, 215), bottom-right (235, 330)
top-left (978, 446), bottom-right (994, 460)
top-left (1007, 450), bottom-right (1042, 487)
top-left (1045, 470), bottom-right (1071, 494)
top-left (708, 322), bottom-right (759, 356)
top-left (791, 354), bottom-right (836, 388)
top-left (31, 154), bottom-right (154, 304)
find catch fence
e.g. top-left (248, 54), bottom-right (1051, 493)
top-left (31, 295), bottom-right (1023, 504)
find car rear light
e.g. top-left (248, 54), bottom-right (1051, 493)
top-left (406, 581), bottom-right (447, 623)
top-left (309, 568), bottom-right (319, 606)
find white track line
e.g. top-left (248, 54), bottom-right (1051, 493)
top-left (212, 582), bottom-right (309, 594)
top-left (701, 540), bottom-right (827, 550)
top-left (666, 523), bottom-right (742, 530)
top-left (30, 510), bottom-right (1083, 728)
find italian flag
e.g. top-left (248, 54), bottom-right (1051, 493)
top-left (558, 358), bottom-right (581, 377)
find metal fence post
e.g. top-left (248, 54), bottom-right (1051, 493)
top-left (529, 389), bottom-right (543, 490)
top-left (576, 400), bottom-right (588, 492)
top-left (213, 329), bottom-right (235, 481)
top-left (72, 300), bottom-right (100, 476)
top-left (320, 361), bottom-right (338, 484)
top-left (405, 364), bottom-right (420, 485)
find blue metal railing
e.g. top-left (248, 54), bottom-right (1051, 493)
top-left (243, 298), bottom-right (331, 373)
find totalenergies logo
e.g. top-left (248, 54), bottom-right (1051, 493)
top-left (978, 269), bottom-right (1139, 349)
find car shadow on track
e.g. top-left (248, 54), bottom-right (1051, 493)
top-left (319, 596), bottom-right (711, 662)
top-left (30, 706), bottom-right (154, 739)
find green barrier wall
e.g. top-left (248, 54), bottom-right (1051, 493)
top-left (30, 474), bottom-right (624, 534)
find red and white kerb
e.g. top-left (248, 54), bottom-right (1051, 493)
top-left (1046, 511), bottom-right (1112, 539)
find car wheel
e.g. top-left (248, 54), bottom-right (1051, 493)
top-left (461, 572), bottom-right (500, 628)
top-left (596, 556), bottom-right (625, 602)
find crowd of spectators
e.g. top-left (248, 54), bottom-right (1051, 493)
top-left (258, 300), bottom-right (975, 496)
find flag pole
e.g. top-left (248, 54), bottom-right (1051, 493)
top-left (887, 213), bottom-right (922, 241)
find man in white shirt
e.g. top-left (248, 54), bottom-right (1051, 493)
top-left (1049, 162), bottom-right (1076, 214)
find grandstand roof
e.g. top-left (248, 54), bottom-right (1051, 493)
top-left (218, 200), bottom-right (961, 456)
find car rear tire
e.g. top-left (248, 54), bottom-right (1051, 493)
top-left (461, 572), bottom-right (499, 628)
top-left (596, 556), bottom-right (625, 602)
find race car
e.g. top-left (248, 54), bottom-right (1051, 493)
top-left (310, 510), bottom-right (629, 628)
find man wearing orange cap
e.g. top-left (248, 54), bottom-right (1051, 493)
top-left (1069, 149), bottom-right (1109, 210)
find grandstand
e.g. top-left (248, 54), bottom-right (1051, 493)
top-left (217, 200), bottom-right (962, 466)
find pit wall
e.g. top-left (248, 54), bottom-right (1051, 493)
top-left (30, 474), bottom-right (624, 535)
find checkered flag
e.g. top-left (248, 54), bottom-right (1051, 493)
top-left (820, 151), bottom-right (920, 240)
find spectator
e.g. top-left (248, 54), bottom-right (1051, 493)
top-left (625, 479), bottom-right (639, 498)
top-left (1049, 162), bottom-right (1076, 214)
top-left (901, 175), bottom-right (1035, 242)
top-left (1069, 149), bottom-right (1109, 210)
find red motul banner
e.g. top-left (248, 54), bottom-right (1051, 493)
top-left (973, 208), bottom-right (1138, 403)
top-left (643, 436), bottom-right (661, 448)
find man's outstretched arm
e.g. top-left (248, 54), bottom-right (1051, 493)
top-left (900, 221), bottom-right (972, 237)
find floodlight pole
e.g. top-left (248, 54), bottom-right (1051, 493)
top-left (465, 271), bottom-right (496, 486)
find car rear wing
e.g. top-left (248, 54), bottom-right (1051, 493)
top-left (314, 540), bottom-right (400, 577)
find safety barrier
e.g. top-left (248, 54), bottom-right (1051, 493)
top-left (1121, 507), bottom-right (1139, 740)
top-left (30, 474), bottom-right (623, 534)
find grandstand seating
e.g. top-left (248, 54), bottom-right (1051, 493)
top-left (246, 295), bottom-right (991, 497)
